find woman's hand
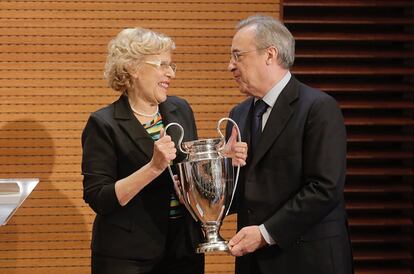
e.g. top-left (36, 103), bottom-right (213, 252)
top-left (149, 129), bottom-right (177, 174)
top-left (114, 129), bottom-right (176, 206)
top-left (222, 126), bottom-right (248, 166)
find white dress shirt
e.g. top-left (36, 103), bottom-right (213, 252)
top-left (257, 71), bottom-right (292, 245)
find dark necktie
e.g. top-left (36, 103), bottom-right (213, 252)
top-left (250, 99), bottom-right (268, 153)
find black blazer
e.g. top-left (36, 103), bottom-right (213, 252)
top-left (228, 76), bottom-right (353, 274)
top-left (82, 95), bottom-right (202, 260)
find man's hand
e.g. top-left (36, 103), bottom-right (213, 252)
top-left (228, 225), bottom-right (267, 257)
top-left (222, 126), bottom-right (247, 166)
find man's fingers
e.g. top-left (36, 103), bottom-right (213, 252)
top-left (229, 126), bottom-right (238, 144)
top-left (229, 243), bottom-right (244, 257)
top-left (228, 228), bottom-right (252, 256)
top-left (233, 159), bottom-right (246, 167)
top-left (228, 237), bottom-right (246, 257)
top-left (229, 230), bottom-right (244, 247)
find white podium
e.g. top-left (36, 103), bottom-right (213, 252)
top-left (0, 178), bottom-right (39, 225)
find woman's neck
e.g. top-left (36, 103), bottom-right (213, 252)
top-left (127, 94), bottom-right (159, 125)
top-left (128, 94), bottom-right (158, 114)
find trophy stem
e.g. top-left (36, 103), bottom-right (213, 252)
top-left (197, 222), bottom-right (230, 253)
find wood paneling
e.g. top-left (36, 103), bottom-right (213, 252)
top-left (0, 1), bottom-right (279, 273)
top-left (283, 1), bottom-right (414, 273)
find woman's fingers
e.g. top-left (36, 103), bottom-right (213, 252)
top-left (151, 134), bottom-right (177, 171)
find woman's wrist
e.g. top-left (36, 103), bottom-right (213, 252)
top-left (146, 161), bottom-right (164, 178)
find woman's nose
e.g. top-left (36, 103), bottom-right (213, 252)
top-left (228, 60), bottom-right (236, 71)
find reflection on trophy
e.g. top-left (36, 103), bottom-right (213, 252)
top-left (165, 118), bottom-right (240, 253)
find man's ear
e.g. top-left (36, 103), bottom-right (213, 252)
top-left (266, 46), bottom-right (278, 65)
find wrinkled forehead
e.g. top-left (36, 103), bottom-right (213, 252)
top-left (231, 26), bottom-right (257, 51)
top-left (143, 50), bottom-right (172, 61)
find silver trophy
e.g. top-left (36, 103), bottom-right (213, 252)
top-left (165, 118), bottom-right (241, 253)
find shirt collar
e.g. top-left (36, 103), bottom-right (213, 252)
top-left (260, 70), bottom-right (291, 108)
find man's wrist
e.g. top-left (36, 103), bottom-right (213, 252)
top-left (259, 224), bottom-right (276, 245)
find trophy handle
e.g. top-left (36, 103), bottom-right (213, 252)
top-left (216, 118), bottom-right (241, 216)
top-left (163, 123), bottom-right (198, 222)
top-left (164, 122), bottom-right (188, 155)
top-left (163, 122), bottom-right (187, 181)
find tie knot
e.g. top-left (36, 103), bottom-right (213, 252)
top-left (253, 100), bottom-right (268, 117)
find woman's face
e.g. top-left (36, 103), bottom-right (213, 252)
top-left (130, 51), bottom-right (175, 105)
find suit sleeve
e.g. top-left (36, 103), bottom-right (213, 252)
top-left (81, 113), bottom-right (122, 215)
top-left (264, 95), bottom-right (347, 248)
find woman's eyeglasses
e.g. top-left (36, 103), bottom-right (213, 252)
top-left (143, 60), bottom-right (177, 73)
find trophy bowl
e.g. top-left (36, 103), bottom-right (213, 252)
top-left (175, 148), bottom-right (235, 253)
top-left (165, 118), bottom-right (241, 253)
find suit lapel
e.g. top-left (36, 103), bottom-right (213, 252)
top-left (238, 98), bottom-right (254, 145)
top-left (159, 99), bottom-right (181, 150)
top-left (115, 95), bottom-right (154, 160)
top-left (249, 77), bottom-right (300, 168)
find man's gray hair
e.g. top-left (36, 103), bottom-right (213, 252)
top-left (237, 15), bottom-right (295, 69)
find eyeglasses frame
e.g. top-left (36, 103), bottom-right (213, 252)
top-left (143, 60), bottom-right (177, 73)
top-left (230, 46), bottom-right (272, 63)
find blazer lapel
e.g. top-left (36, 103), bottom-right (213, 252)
top-left (115, 95), bottom-right (154, 160)
top-left (159, 99), bottom-right (181, 147)
top-left (159, 99), bottom-right (189, 164)
top-left (249, 77), bottom-right (300, 168)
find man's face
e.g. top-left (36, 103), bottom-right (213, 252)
top-left (228, 26), bottom-right (268, 97)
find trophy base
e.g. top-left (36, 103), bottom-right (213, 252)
top-left (196, 241), bottom-right (230, 253)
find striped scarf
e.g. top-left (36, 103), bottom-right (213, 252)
top-left (142, 113), bottom-right (183, 219)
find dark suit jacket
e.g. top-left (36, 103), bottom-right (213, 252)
top-left (81, 95), bottom-right (202, 261)
top-left (228, 76), bottom-right (353, 274)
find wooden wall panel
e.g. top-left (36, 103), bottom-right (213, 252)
top-left (0, 1), bottom-right (279, 273)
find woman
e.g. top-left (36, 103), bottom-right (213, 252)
top-left (81, 27), bottom-right (205, 274)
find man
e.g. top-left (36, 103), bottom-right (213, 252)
top-left (226, 15), bottom-right (354, 274)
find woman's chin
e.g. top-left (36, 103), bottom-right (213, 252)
top-left (156, 94), bottom-right (167, 104)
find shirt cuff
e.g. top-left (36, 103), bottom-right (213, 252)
top-left (259, 224), bottom-right (276, 245)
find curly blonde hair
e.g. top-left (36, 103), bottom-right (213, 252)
top-left (104, 27), bottom-right (175, 93)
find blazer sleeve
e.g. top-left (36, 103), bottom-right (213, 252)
top-left (81, 113), bottom-right (122, 215)
top-left (264, 95), bottom-right (347, 248)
